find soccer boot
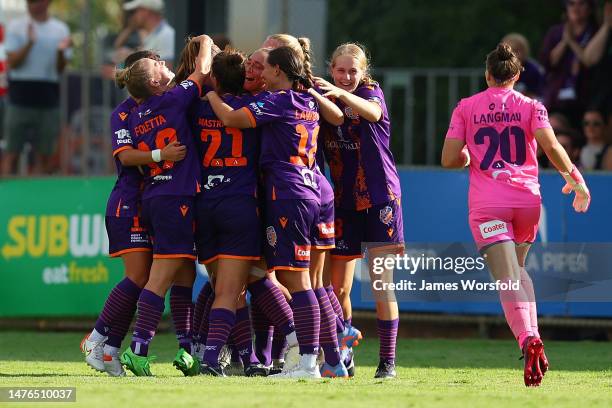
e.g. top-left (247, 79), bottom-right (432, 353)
top-left (120, 348), bottom-right (155, 376)
top-left (80, 333), bottom-right (106, 372)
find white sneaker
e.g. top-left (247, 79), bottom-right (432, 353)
top-left (282, 343), bottom-right (300, 372)
top-left (192, 342), bottom-right (204, 363)
top-left (80, 333), bottom-right (106, 372)
top-left (218, 345), bottom-right (232, 369)
top-left (270, 355), bottom-right (321, 379)
top-left (103, 353), bottom-right (126, 377)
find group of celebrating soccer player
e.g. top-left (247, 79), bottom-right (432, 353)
top-left (80, 32), bottom-right (591, 386)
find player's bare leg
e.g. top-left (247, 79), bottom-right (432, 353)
top-left (484, 241), bottom-right (543, 386)
top-left (516, 243), bottom-right (548, 375)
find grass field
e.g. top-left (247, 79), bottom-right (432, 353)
top-left (0, 331), bottom-right (611, 408)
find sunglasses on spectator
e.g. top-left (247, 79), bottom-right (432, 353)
top-left (582, 120), bottom-right (603, 127)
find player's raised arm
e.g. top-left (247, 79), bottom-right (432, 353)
top-left (535, 127), bottom-right (591, 212)
top-left (187, 35), bottom-right (213, 87)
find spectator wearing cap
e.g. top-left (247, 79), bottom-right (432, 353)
top-left (122, 0), bottom-right (175, 66)
top-left (2, 0), bottom-right (71, 175)
top-left (502, 33), bottom-right (545, 100)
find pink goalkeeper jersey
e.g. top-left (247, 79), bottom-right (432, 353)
top-left (445, 87), bottom-right (552, 211)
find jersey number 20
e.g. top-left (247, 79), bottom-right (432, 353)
top-left (474, 126), bottom-right (526, 170)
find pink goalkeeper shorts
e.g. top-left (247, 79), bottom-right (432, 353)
top-left (468, 206), bottom-right (540, 251)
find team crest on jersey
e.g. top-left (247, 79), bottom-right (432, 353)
top-left (180, 80), bottom-right (193, 89)
top-left (379, 206), bottom-right (394, 225)
top-left (344, 106), bottom-right (359, 119)
top-left (266, 226), bottom-right (277, 247)
top-left (308, 101), bottom-right (315, 110)
top-left (118, 112), bottom-right (128, 121)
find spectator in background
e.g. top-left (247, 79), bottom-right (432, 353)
top-left (583, 0), bottom-right (612, 115)
top-left (539, 0), bottom-right (598, 126)
top-left (556, 127), bottom-right (583, 164)
top-left (2, 0), bottom-right (71, 176)
top-left (118, 0), bottom-right (175, 67)
top-left (502, 33), bottom-right (545, 99)
top-left (580, 108), bottom-right (609, 170)
top-left (539, 112), bottom-right (584, 168)
top-left (549, 111), bottom-right (574, 132)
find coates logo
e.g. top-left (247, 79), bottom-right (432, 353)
top-left (266, 226), bottom-right (277, 247)
top-left (379, 206), bottom-right (393, 225)
top-left (249, 101), bottom-right (265, 116)
top-left (344, 106), bottom-right (359, 120)
top-left (180, 80), bottom-right (193, 90)
top-left (318, 222), bottom-right (335, 239)
top-left (118, 112), bottom-right (128, 121)
top-left (479, 220), bottom-right (508, 239)
top-left (294, 245), bottom-right (311, 261)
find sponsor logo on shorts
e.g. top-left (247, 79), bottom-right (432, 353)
top-left (180, 205), bottom-right (189, 217)
top-left (294, 245), bottom-right (311, 261)
top-left (279, 217), bottom-right (288, 229)
top-left (335, 240), bottom-right (348, 250)
top-left (266, 226), bottom-right (277, 247)
top-left (118, 112), bottom-right (128, 121)
top-left (379, 206), bottom-right (394, 225)
top-left (318, 222), bottom-right (335, 238)
top-left (479, 220), bottom-right (508, 239)
top-left (153, 174), bottom-right (172, 181)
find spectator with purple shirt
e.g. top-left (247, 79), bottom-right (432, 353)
top-left (539, 0), bottom-right (599, 126)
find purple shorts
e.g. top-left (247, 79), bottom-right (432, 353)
top-left (313, 184), bottom-right (335, 249)
top-left (141, 195), bottom-right (196, 260)
top-left (332, 198), bottom-right (405, 259)
top-left (264, 199), bottom-right (320, 272)
top-left (105, 216), bottom-right (152, 257)
top-left (195, 195), bottom-right (262, 264)
top-left (469, 206), bottom-right (540, 251)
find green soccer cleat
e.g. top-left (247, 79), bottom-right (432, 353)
top-left (173, 348), bottom-right (201, 377)
top-left (120, 348), bottom-right (156, 377)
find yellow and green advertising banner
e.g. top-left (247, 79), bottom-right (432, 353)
top-left (0, 177), bottom-right (123, 317)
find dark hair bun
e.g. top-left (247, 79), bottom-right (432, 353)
top-left (496, 43), bottom-right (515, 61)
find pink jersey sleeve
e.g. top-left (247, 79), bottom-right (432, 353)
top-left (445, 100), bottom-right (466, 142)
top-left (530, 100), bottom-right (552, 134)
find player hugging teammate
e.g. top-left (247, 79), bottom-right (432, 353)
top-left (81, 33), bottom-right (403, 380)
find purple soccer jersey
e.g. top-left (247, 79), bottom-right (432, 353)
top-left (191, 94), bottom-right (260, 197)
top-left (106, 98), bottom-right (143, 218)
top-left (128, 80), bottom-right (202, 200)
top-left (323, 83), bottom-right (401, 210)
top-left (242, 89), bottom-right (321, 201)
